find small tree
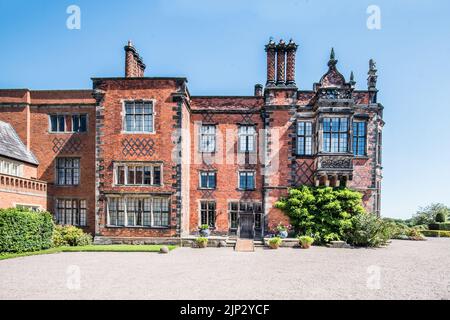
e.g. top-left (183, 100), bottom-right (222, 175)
top-left (435, 212), bottom-right (446, 223)
top-left (275, 186), bottom-right (365, 244)
top-left (411, 203), bottom-right (449, 226)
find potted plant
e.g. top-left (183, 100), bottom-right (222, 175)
top-left (268, 237), bottom-right (282, 249)
top-left (298, 235), bottom-right (314, 249)
top-left (196, 237), bottom-right (209, 248)
top-left (199, 224), bottom-right (211, 237)
top-left (276, 223), bottom-right (291, 239)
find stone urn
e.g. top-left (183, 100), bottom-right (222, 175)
top-left (199, 228), bottom-right (211, 237)
top-left (278, 230), bottom-right (288, 239)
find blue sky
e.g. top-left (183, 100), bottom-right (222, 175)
top-left (0, 0), bottom-right (449, 219)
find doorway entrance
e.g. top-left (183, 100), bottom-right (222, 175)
top-left (239, 213), bottom-right (255, 239)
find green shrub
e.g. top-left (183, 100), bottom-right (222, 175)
top-left (298, 235), bottom-right (314, 246)
top-left (421, 230), bottom-right (450, 238)
top-left (199, 224), bottom-right (210, 230)
top-left (0, 208), bottom-right (54, 253)
top-left (345, 213), bottom-right (392, 247)
top-left (428, 222), bottom-right (450, 231)
top-left (435, 212), bottom-right (446, 223)
top-left (195, 237), bottom-right (208, 248)
top-left (52, 225), bottom-right (92, 247)
top-left (268, 237), bottom-right (282, 246)
top-left (275, 186), bottom-right (365, 244)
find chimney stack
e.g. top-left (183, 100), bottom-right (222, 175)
top-left (125, 41), bottom-right (146, 78)
top-left (265, 39), bottom-right (276, 87)
top-left (276, 39), bottom-right (287, 86)
top-left (286, 39), bottom-right (298, 86)
top-left (254, 84), bottom-right (263, 96)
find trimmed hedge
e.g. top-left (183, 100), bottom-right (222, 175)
top-left (0, 209), bottom-right (54, 253)
top-left (428, 223), bottom-right (450, 231)
top-left (421, 230), bottom-right (450, 238)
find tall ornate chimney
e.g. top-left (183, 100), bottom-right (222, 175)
top-left (265, 39), bottom-right (276, 87)
top-left (276, 39), bottom-right (286, 86)
top-left (286, 39), bottom-right (298, 86)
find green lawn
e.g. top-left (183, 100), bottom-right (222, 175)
top-left (0, 245), bottom-right (176, 261)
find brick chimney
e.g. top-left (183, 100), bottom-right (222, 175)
top-left (265, 39), bottom-right (276, 86)
top-left (254, 84), bottom-right (263, 96)
top-left (286, 39), bottom-right (298, 86)
top-left (124, 41), bottom-right (146, 78)
top-left (276, 39), bottom-right (286, 86)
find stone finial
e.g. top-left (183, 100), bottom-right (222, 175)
top-left (349, 71), bottom-right (356, 87)
top-left (328, 47), bottom-right (338, 68)
top-left (367, 59), bottom-right (378, 90)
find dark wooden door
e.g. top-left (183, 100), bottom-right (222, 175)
top-left (239, 214), bottom-right (254, 239)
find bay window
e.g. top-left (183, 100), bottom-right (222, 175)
top-left (322, 118), bottom-right (349, 153)
top-left (353, 121), bottom-right (367, 156)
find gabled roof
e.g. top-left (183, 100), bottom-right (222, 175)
top-left (0, 121), bottom-right (39, 166)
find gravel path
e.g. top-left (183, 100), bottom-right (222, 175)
top-left (1, 239), bottom-right (449, 300)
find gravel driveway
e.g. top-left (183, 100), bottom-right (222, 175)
top-left (1, 239), bottom-right (449, 300)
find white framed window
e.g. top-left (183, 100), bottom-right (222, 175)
top-left (199, 171), bottom-right (216, 189)
top-left (238, 125), bottom-right (256, 153)
top-left (107, 196), bottom-right (169, 227)
top-left (55, 199), bottom-right (87, 226)
top-left (0, 157), bottom-right (23, 177)
top-left (56, 158), bottom-right (80, 185)
top-left (200, 125), bottom-right (216, 152)
top-left (115, 163), bottom-right (162, 186)
top-left (238, 171), bottom-right (255, 190)
top-left (124, 101), bottom-right (154, 133)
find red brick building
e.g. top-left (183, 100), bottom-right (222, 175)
top-left (0, 39), bottom-right (383, 243)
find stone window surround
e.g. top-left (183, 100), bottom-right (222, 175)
top-left (106, 195), bottom-right (170, 229)
top-left (120, 99), bottom-right (156, 135)
top-left (112, 161), bottom-right (163, 187)
top-left (55, 157), bottom-right (80, 186)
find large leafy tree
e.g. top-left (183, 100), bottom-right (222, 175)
top-left (275, 186), bottom-right (365, 243)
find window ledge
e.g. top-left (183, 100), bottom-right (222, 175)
top-left (105, 225), bottom-right (170, 229)
top-left (237, 188), bottom-right (256, 192)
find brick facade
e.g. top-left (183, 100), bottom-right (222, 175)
top-left (0, 39), bottom-right (384, 240)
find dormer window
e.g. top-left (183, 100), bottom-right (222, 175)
top-left (322, 118), bottom-right (349, 153)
